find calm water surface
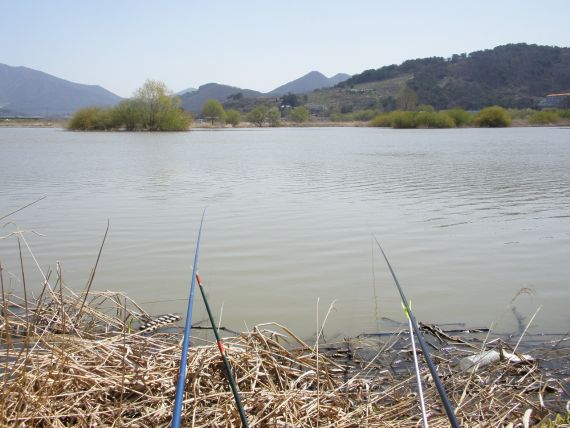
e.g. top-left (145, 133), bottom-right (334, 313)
top-left (1, 127), bottom-right (569, 338)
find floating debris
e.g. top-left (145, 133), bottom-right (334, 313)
top-left (139, 314), bottom-right (181, 332)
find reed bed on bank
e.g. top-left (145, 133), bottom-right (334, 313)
top-left (0, 285), bottom-right (568, 427)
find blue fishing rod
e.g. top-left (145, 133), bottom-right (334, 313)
top-left (171, 210), bottom-right (206, 428)
top-left (375, 238), bottom-right (460, 428)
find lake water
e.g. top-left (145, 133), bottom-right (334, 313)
top-left (1, 127), bottom-right (569, 339)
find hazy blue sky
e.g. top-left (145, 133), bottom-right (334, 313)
top-left (2, 0), bottom-right (569, 97)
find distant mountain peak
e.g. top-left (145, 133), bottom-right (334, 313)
top-left (179, 82), bottom-right (262, 113)
top-left (329, 73), bottom-right (351, 85)
top-left (177, 87), bottom-right (196, 96)
top-left (268, 71), bottom-right (351, 96)
top-left (0, 63), bottom-right (122, 117)
top-left (305, 70), bottom-right (326, 77)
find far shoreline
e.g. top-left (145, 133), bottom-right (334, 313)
top-left (1, 117), bottom-right (569, 130)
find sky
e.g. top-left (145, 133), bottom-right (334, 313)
top-left (2, 0), bottom-right (570, 98)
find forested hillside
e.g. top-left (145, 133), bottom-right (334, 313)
top-left (340, 44), bottom-right (570, 109)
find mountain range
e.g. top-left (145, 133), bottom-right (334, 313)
top-left (0, 63), bottom-right (122, 117)
top-left (179, 71), bottom-right (350, 113)
top-left (2, 43), bottom-right (569, 117)
top-left (0, 64), bottom-right (350, 117)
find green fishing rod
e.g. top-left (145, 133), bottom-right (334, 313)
top-left (375, 238), bottom-right (460, 428)
top-left (196, 272), bottom-right (249, 427)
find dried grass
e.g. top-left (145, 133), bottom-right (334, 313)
top-left (0, 286), bottom-right (568, 427)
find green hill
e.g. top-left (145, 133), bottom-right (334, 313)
top-left (339, 43), bottom-right (570, 110)
top-left (305, 75), bottom-right (412, 114)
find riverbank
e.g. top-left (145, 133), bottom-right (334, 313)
top-left (0, 118), bottom-right (370, 129)
top-left (1, 287), bottom-right (568, 427)
top-left (190, 120), bottom-right (369, 129)
top-left (190, 119), bottom-right (570, 129)
top-left (2, 117), bottom-right (569, 130)
top-left (0, 118), bottom-right (66, 128)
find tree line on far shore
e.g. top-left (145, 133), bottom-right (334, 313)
top-left (68, 79), bottom-right (570, 131)
top-left (205, 86), bottom-right (569, 129)
top-left (201, 99), bottom-right (310, 128)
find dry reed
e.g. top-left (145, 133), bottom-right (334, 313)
top-left (0, 285), bottom-right (568, 427)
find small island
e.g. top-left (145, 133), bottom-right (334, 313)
top-left (68, 80), bottom-right (192, 131)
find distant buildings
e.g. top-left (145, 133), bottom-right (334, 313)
top-left (304, 103), bottom-right (327, 115)
top-left (538, 93), bottom-right (570, 108)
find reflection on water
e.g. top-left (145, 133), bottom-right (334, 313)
top-left (0, 127), bottom-right (569, 338)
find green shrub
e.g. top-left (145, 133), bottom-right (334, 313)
top-left (289, 106), bottom-right (310, 123)
top-left (156, 109), bottom-right (192, 131)
top-left (224, 109), bottom-right (241, 126)
top-left (369, 114), bottom-right (392, 127)
top-left (113, 99), bottom-right (143, 131)
top-left (369, 110), bottom-right (417, 128)
top-left (528, 110), bottom-right (560, 125)
top-left (556, 109), bottom-right (570, 119)
top-left (371, 109), bottom-right (459, 129)
top-left (445, 108), bottom-right (471, 126)
top-left (474, 106), bottom-right (511, 127)
top-left (68, 107), bottom-right (114, 131)
top-left (415, 111), bottom-right (455, 128)
top-left (135, 80), bottom-right (188, 131)
top-left (202, 99), bottom-right (225, 124)
top-left (266, 107), bottom-right (281, 127)
top-left (390, 111), bottom-right (417, 128)
top-left (247, 106), bottom-right (269, 127)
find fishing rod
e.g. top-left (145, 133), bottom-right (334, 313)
top-left (0, 194), bottom-right (47, 222)
top-left (196, 272), bottom-right (249, 427)
top-left (171, 210), bottom-right (206, 428)
top-left (403, 302), bottom-right (429, 428)
top-left (375, 238), bottom-right (460, 428)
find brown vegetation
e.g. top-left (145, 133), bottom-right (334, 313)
top-left (0, 283), bottom-right (568, 427)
